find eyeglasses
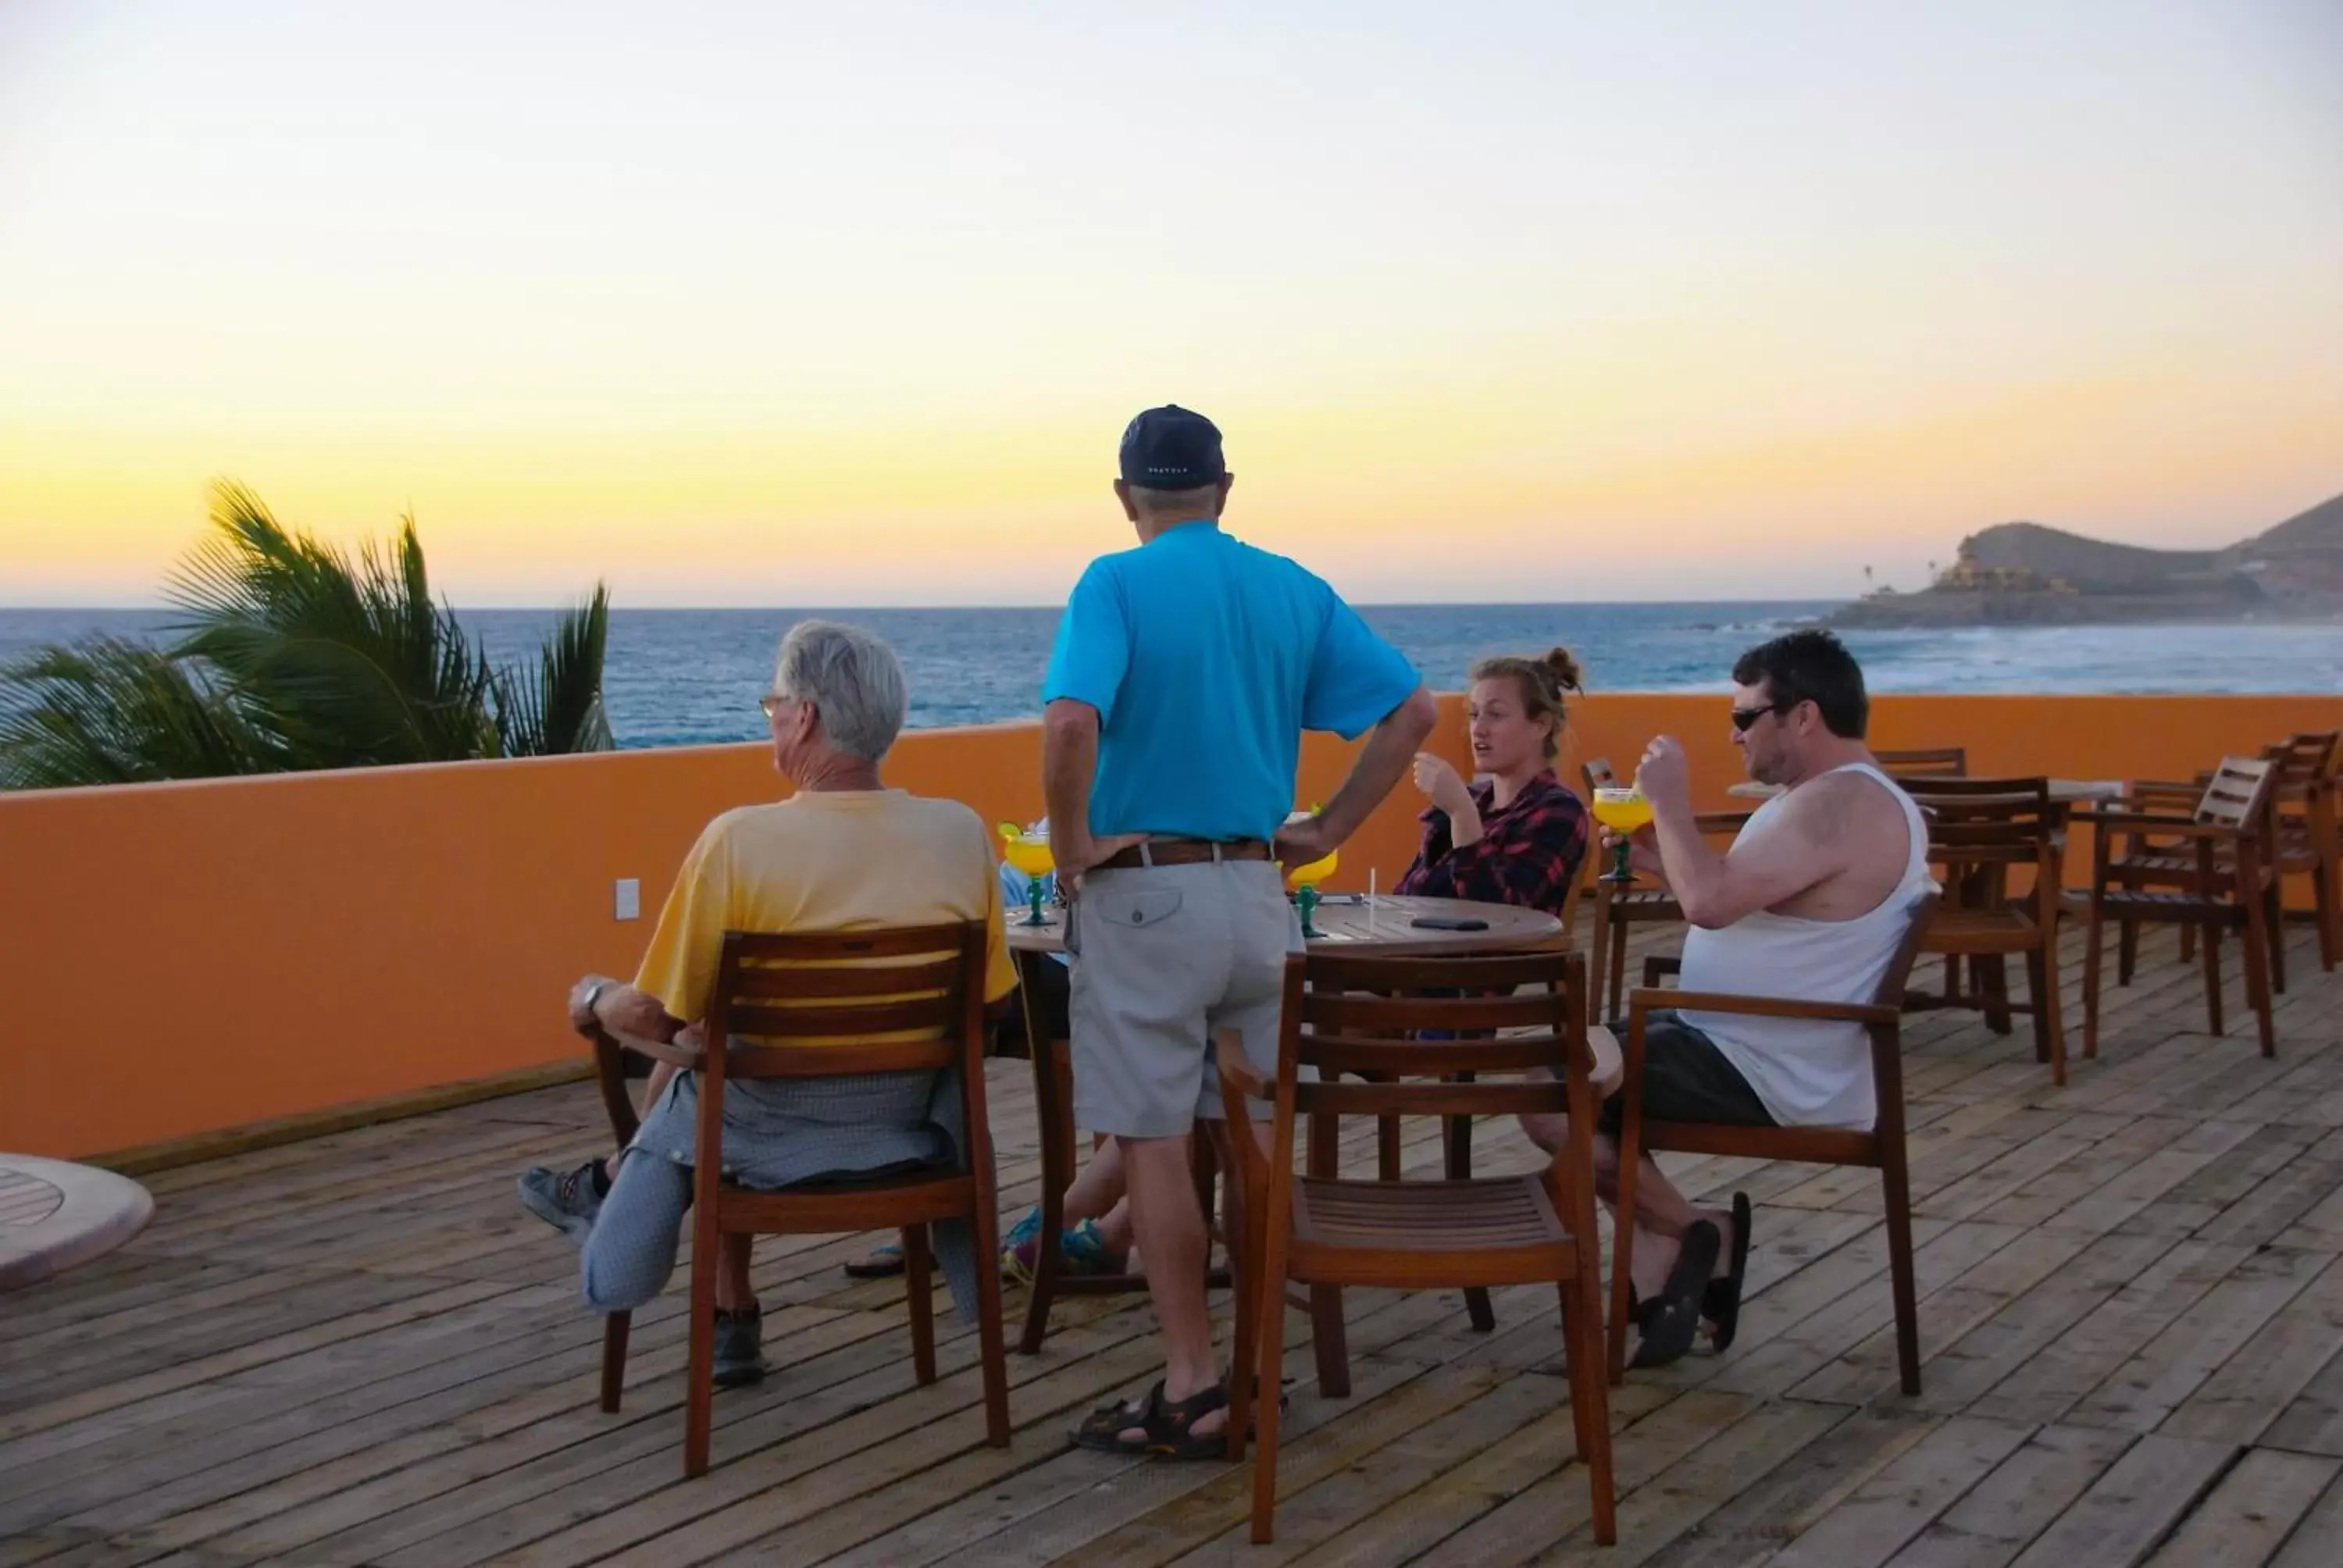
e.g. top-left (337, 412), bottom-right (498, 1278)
top-left (1729, 701), bottom-right (1788, 733)
top-left (758, 692), bottom-right (793, 719)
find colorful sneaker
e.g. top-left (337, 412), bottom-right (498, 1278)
top-left (713, 1305), bottom-right (765, 1388)
top-left (516, 1158), bottom-right (607, 1245)
top-left (1000, 1205), bottom-right (1043, 1262)
top-left (1004, 1218), bottom-right (1119, 1285)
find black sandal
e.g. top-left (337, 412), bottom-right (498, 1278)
top-left (1629, 1220), bottom-right (1721, 1370)
top-left (1703, 1193), bottom-right (1753, 1353)
top-left (1070, 1381), bottom-right (1232, 1459)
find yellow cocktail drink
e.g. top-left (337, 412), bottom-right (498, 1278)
top-left (1283, 808), bottom-right (1337, 937)
top-left (1590, 786), bottom-right (1651, 882)
top-left (998, 822), bottom-right (1055, 925)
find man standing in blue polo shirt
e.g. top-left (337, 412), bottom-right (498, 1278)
top-left (1043, 405), bottom-right (1435, 1456)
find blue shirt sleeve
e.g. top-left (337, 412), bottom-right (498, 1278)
top-left (1040, 559), bottom-right (1131, 722)
top-left (1300, 591), bottom-right (1421, 739)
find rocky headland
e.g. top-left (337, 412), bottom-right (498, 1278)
top-left (1829, 490), bottom-right (2343, 629)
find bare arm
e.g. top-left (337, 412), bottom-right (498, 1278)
top-left (1652, 782), bottom-right (1845, 928)
top-left (1291, 686), bottom-right (1439, 856)
top-left (1041, 699), bottom-right (1144, 888)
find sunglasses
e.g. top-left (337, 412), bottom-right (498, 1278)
top-left (1729, 700), bottom-right (1789, 733)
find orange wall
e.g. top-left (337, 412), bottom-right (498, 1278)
top-left (3, 692), bottom-right (2338, 1160)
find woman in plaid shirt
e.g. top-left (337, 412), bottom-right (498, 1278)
top-left (1396, 647), bottom-right (1591, 913)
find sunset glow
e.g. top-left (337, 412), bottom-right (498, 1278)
top-left (3, 2), bottom-right (2338, 606)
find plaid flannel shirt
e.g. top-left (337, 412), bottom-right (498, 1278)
top-left (1396, 769), bottom-right (1589, 918)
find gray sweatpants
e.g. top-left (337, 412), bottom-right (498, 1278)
top-left (580, 1150), bottom-right (694, 1313)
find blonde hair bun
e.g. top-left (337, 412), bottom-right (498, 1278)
top-left (1542, 647), bottom-right (1585, 693)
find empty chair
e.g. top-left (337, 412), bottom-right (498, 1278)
top-left (1872, 747), bottom-right (1968, 779)
top-left (2267, 732), bottom-right (2342, 972)
top-left (2084, 758), bottom-right (2284, 1057)
top-left (1903, 782), bottom-right (2069, 1082)
top-left (1218, 948), bottom-right (1614, 1546)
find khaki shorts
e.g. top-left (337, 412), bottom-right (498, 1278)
top-left (1067, 857), bottom-right (1301, 1139)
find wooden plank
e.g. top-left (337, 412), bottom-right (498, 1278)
top-left (1878, 1424), bottom-right (2136, 1568)
top-left (1790, 1226), bottom-right (2092, 1408)
top-left (2142, 1448), bottom-right (2340, 1567)
top-left (1967, 1241), bottom-right (2252, 1427)
top-left (1635, 1410), bottom-right (1941, 1567)
top-left (2268, 1467), bottom-right (2343, 1568)
top-left (2063, 1245), bottom-right (2330, 1432)
top-left (2001, 1433), bottom-right (2234, 1568)
top-left (1496, 1399), bottom-right (1851, 1566)
top-left (2158, 1253), bottom-right (2343, 1445)
top-left (1901, 1229), bottom-right (2177, 1416)
top-left (1763, 1417), bottom-right (2035, 1568)
top-left (2259, 1339), bottom-right (2343, 1457)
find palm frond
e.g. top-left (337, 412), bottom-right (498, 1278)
top-left (168, 484), bottom-right (501, 767)
top-left (497, 585), bottom-right (614, 756)
top-left (6, 481), bottom-right (615, 789)
top-left (0, 639), bottom-right (287, 789)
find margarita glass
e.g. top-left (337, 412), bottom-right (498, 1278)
top-left (1283, 808), bottom-right (1339, 939)
top-left (1589, 785), bottom-right (1653, 885)
top-left (998, 821), bottom-right (1056, 926)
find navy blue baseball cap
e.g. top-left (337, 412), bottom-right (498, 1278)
top-left (1118, 404), bottom-right (1227, 489)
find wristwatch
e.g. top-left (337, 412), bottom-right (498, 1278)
top-left (581, 978), bottom-right (611, 1016)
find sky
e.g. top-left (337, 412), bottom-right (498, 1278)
top-left (2, 1), bottom-right (2338, 608)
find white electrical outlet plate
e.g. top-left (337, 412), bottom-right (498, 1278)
top-left (615, 878), bottom-right (640, 921)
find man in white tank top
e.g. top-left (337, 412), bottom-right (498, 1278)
top-left (1526, 631), bottom-right (1932, 1368)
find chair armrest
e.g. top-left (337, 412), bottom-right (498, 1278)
top-left (2081, 814), bottom-right (2243, 841)
top-left (1642, 954), bottom-right (1681, 988)
top-left (1628, 988), bottom-right (1901, 1027)
top-left (1214, 1027), bottom-right (1271, 1106)
top-left (572, 1017), bottom-right (704, 1069)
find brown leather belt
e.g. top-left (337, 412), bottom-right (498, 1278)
top-left (1095, 838), bottom-right (1273, 871)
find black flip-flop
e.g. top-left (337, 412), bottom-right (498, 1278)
top-left (1629, 1220), bottom-right (1721, 1370)
top-left (1703, 1193), bottom-right (1753, 1353)
top-left (1071, 1381), bottom-right (1232, 1459)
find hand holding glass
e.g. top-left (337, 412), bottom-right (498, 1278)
top-left (1283, 808), bottom-right (1338, 938)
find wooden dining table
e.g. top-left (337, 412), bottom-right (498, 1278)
top-left (1000, 889), bottom-right (1569, 1354)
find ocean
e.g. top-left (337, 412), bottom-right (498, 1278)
top-left (4, 604), bottom-right (2341, 751)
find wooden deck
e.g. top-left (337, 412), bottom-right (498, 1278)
top-left (7, 916), bottom-right (2343, 1567)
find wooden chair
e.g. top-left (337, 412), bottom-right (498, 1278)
top-left (2268, 732), bottom-right (2342, 973)
top-left (1903, 782), bottom-right (2067, 1081)
top-left (2084, 758), bottom-right (2285, 1057)
top-left (584, 921), bottom-right (1010, 1475)
top-left (1015, 1017), bottom-right (1225, 1353)
top-left (1610, 894), bottom-right (1940, 1393)
top-left (2104, 775), bottom-right (2233, 982)
top-left (1580, 757), bottom-right (1746, 1020)
top-left (1873, 747), bottom-right (1968, 779)
top-left (1217, 949), bottom-right (1614, 1546)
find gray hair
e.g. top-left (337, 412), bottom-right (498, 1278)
top-left (771, 620), bottom-right (908, 761)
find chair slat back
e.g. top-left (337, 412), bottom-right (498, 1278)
top-left (1282, 949), bottom-right (1588, 1120)
top-left (2193, 757), bottom-right (2280, 833)
top-left (1874, 747), bottom-right (1968, 779)
top-left (2275, 731), bottom-right (2341, 798)
top-left (1904, 782), bottom-right (2056, 868)
top-left (703, 921), bottom-right (987, 1079)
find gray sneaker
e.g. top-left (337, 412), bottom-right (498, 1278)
top-left (714, 1306), bottom-right (765, 1388)
top-left (516, 1158), bottom-right (605, 1244)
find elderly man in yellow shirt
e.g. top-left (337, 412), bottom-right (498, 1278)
top-left (518, 620), bottom-right (1015, 1387)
